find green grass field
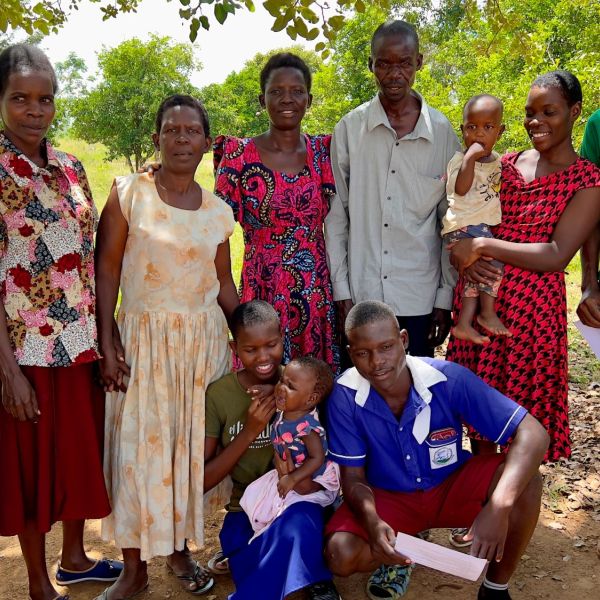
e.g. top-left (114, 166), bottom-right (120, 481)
top-left (57, 137), bottom-right (599, 385)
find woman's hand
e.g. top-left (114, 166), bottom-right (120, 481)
top-left (99, 324), bottom-right (130, 393)
top-left (464, 259), bottom-right (503, 286)
top-left (449, 238), bottom-right (485, 275)
top-left (137, 162), bottom-right (161, 175)
top-left (244, 394), bottom-right (276, 438)
top-left (1, 368), bottom-right (40, 422)
top-left (247, 384), bottom-right (275, 403)
top-left (577, 288), bottom-right (600, 327)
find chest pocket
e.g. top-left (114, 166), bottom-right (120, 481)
top-left (425, 427), bottom-right (459, 470)
top-left (406, 173), bottom-right (445, 222)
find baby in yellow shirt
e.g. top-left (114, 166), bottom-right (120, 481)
top-left (442, 95), bottom-right (511, 344)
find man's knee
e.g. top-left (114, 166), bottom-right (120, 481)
top-left (325, 532), bottom-right (365, 577)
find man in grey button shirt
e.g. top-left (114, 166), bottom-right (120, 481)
top-left (325, 20), bottom-right (460, 357)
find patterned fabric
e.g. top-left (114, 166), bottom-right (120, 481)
top-left (0, 133), bottom-right (99, 366)
top-left (446, 153), bottom-right (600, 462)
top-left (444, 224), bottom-right (503, 298)
top-left (214, 135), bottom-right (340, 372)
top-left (271, 408), bottom-right (328, 477)
top-left (101, 174), bottom-right (234, 561)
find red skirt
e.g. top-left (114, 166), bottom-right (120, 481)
top-left (0, 363), bottom-right (111, 536)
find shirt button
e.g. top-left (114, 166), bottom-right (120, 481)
top-left (384, 250), bottom-right (388, 254)
top-left (395, 142), bottom-right (400, 146)
top-left (406, 455), bottom-right (411, 460)
top-left (384, 223), bottom-right (389, 227)
top-left (399, 427), bottom-right (403, 431)
top-left (416, 477), bottom-right (422, 483)
top-left (383, 275), bottom-right (388, 279)
top-left (391, 169), bottom-right (396, 174)
top-left (387, 196), bottom-right (391, 200)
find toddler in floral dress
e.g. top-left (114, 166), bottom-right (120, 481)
top-left (240, 356), bottom-right (340, 538)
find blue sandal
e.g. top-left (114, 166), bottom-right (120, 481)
top-left (56, 558), bottom-right (124, 585)
top-left (367, 564), bottom-right (414, 600)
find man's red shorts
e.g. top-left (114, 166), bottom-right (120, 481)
top-left (325, 454), bottom-right (505, 539)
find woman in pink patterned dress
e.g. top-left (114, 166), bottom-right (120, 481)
top-left (0, 45), bottom-right (120, 600)
top-left (214, 53), bottom-right (340, 373)
top-left (447, 71), bottom-right (600, 463)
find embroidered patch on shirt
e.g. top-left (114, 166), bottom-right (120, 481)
top-left (429, 442), bottom-right (458, 469)
top-left (428, 427), bottom-right (458, 442)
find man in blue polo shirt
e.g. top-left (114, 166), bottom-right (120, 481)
top-left (324, 301), bottom-right (549, 600)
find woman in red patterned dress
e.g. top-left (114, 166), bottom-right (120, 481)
top-left (0, 45), bottom-right (121, 600)
top-left (446, 71), bottom-right (600, 463)
top-left (214, 53), bottom-right (339, 373)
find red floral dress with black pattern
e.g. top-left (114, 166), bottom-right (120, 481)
top-left (0, 133), bottom-right (99, 367)
top-left (214, 134), bottom-right (340, 373)
top-left (446, 153), bottom-right (600, 462)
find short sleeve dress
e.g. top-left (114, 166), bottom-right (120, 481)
top-left (214, 134), bottom-right (340, 373)
top-left (102, 173), bottom-right (235, 560)
top-left (271, 408), bottom-right (328, 477)
top-left (446, 153), bottom-right (600, 462)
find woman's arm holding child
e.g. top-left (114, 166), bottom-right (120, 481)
top-left (204, 394), bottom-right (275, 492)
top-left (277, 430), bottom-right (325, 498)
top-left (451, 186), bottom-right (600, 273)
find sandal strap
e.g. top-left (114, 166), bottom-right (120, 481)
top-left (170, 562), bottom-right (213, 594)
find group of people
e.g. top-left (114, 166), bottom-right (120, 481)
top-left (1, 16), bottom-right (599, 600)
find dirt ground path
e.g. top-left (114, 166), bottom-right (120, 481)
top-left (2, 385), bottom-right (598, 600)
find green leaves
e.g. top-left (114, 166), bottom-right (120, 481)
top-left (214, 3), bottom-right (227, 24)
top-left (72, 35), bottom-right (200, 171)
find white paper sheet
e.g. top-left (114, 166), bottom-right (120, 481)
top-left (574, 320), bottom-right (600, 360)
top-left (395, 532), bottom-right (487, 581)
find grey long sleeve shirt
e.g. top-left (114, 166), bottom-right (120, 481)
top-left (325, 93), bottom-right (461, 316)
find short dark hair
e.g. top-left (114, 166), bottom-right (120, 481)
top-left (345, 300), bottom-right (398, 337)
top-left (531, 70), bottom-right (582, 107)
top-left (259, 52), bottom-right (312, 93)
top-left (288, 356), bottom-right (334, 403)
top-left (371, 20), bottom-right (419, 55)
top-left (463, 94), bottom-right (504, 120)
top-left (155, 94), bottom-right (211, 137)
top-left (0, 44), bottom-right (58, 97)
top-left (230, 300), bottom-right (280, 340)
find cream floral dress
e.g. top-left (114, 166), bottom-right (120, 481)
top-left (102, 173), bottom-right (234, 561)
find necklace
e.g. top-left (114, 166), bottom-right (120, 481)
top-left (155, 173), bottom-right (202, 209)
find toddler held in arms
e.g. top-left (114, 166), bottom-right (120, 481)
top-left (443, 94), bottom-right (511, 344)
top-left (240, 357), bottom-right (340, 539)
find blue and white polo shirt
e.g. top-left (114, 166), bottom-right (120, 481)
top-left (326, 356), bottom-right (527, 492)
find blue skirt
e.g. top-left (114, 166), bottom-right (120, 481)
top-left (220, 502), bottom-right (332, 600)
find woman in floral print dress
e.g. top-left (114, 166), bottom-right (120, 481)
top-left (0, 45), bottom-right (117, 600)
top-left (214, 52), bottom-right (340, 373)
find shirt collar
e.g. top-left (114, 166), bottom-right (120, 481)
top-left (337, 356), bottom-right (447, 443)
top-left (366, 91), bottom-right (435, 143)
top-left (0, 131), bottom-right (64, 176)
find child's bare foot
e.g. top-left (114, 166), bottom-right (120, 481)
top-left (452, 324), bottom-right (490, 345)
top-left (477, 314), bottom-right (512, 337)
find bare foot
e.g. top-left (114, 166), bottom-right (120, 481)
top-left (452, 324), bottom-right (490, 345)
top-left (477, 314), bottom-right (512, 337)
top-left (28, 583), bottom-right (67, 600)
top-left (95, 571), bottom-right (148, 600)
